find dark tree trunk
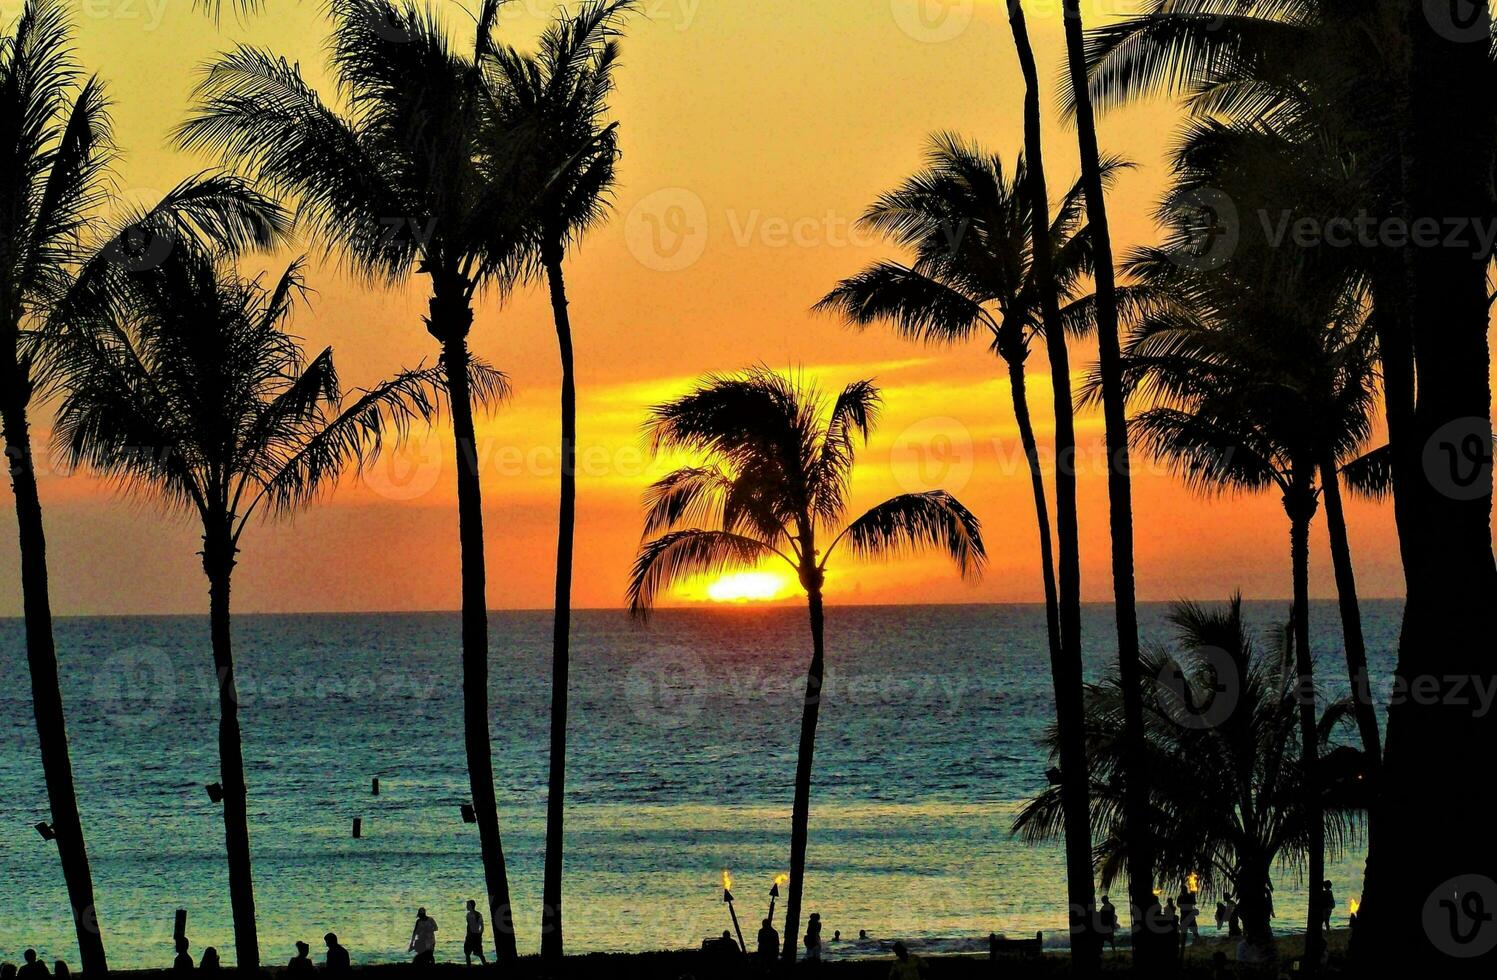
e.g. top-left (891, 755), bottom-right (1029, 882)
top-left (1234, 855), bottom-right (1277, 962)
top-left (1007, 3), bottom-right (1098, 971)
top-left (1, 387), bottom-right (109, 977)
top-left (781, 573), bottom-right (826, 965)
top-left (440, 333), bottom-right (519, 965)
top-left (202, 519), bottom-right (258, 972)
top-left (1060, 1), bottom-right (1153, 956)
top-left (1359, 6), bottom-right (1497, 975)
top-left (1318, 458), bottom-right (1381, 771)
top-left (541, 245), bottom-right (576, 963)
top-left (1006, 353), bottom-right (1064, 690)
top-left (1286, 489), bottom-right (1324, 970)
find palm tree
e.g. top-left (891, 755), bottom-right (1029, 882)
top-left (626, 369), bottom-right (986, 964)
top-left (815, 126), bottom-right (1115, 966)
top-left (1015, 596), bottom-right (1369, 962)
top-left (1005, 4), bottom-right (1101, 965)
top-left (489, 1), bottom-right (632, 958)
top-left (1111, 253), bottom-right (1380, 966)
top-left (52, 247), bottom-right (475, 971)
top-left (1076, 8), bottom-right (1497, 961)
top-left (175, 2), bottom-right (554, 958)
top-left (1058, 3), bottom-right (1154, 954)
top-left (2, 3), bottom-right (286, 972)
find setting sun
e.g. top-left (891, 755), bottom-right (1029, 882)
top-left (706, 572), bottom-right (794, 603)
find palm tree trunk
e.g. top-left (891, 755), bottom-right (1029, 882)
top-left (781, 575), bottom-right (826, 965)
top-left (1286, 490), bottom-right (1324, 970)
top-left (1006, 353), bottom-right (1064, 695)
top-left (1006, 4), bottom-right (1097, 970)
top-left (441, 334), bottom-right (519, 965)
top-left (1060, 2), bottom-right (1153, 954)
top-left (202, 519), bottom-right (258, 972)
top-left (0, 389), bottom-right (109, 977)
top-left (1318, 458), bottom-right (1381, 771)
top-left (540, 245), bottom-right (576, 963)
top-left (1234, 855), bottom-right (1276, 962)
top-left (1358, 7), bottom-right (1497, 975)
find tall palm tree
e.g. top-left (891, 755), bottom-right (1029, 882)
top-left (1058, 4), bottom-right (1153, 956)
top-left (1015, 596), bottom-right (1369, 962)
top-left (489, 1), bottom-right (632, 958)
top-left (815, 127), bottom-right (1116, 967)
top-left (2, 3), bottom-right (286, 972)
top-left (175, 2), bottom-right (553, 958)
top-left (1113, 253), bottom-right (1380, 967)
top-left (52, 248), bottom-right (475, 971)
top-left (626, 369), bottom-right (986, 965)
top-left (1005, 3), bottom-right (1100, 966)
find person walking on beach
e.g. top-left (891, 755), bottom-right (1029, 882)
top-left (286, 941), bottom-right (314, 976)
top-left (172, 937), bottom-right (193, 974)
top-left (757, 918), bottom-right (780, 968)
top-left (16, 951), bottom-right (47, 980)
top-left (323, 934), bottom-right (351, 976)
top-left (1099, 895), bottom-right (1117, 951)
top-left (888, 942), bottom-right (925, 980)
top-left (409, 907), bottom-right (438, 965)
top-left (803, 912), bottom-right (823, 964)
top-left (1178, 886), bottom-right (1199, 943)
top-left (1320, 881), bottom-right (1335, 934)
top-left (464, 899), bottom-right (487, 966)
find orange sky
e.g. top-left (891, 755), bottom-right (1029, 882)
top-left (0, 0), bottom-right (1405, 615)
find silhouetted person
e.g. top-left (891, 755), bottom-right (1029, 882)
top-left (1321, 880), bottom-right (1335, 933)
top-left (888, 942), bottom-right (925, 980)
top-left (173, 936), bottom-right (193, 973)
top-left (1214, 901), bottom-right (1227, 931)
top-left (2, 961), bottom-right (17, 980)
top-left (804, 912), bottom-right (822, 964)
top-left (711, 930), bottom-right (741, 956)
top-left (755, 918), bottom-right (779, 967)
top-left (832, 931), bottom-right (840, 943)
top-left (858, 930), bottom-right (869, 941)
top-left (410, 907), bottom-right (438, 965)
top-left (16, 951), bottom-right (47, 980)
top-left (323, 934), bottom-right (350, 976)
top-left (286, 941), bottom-right (314, 976)
top-left (464, 899), bottom-right (487, 966)
top-left (1099, 895), bottom-right (1117, 951)
top-left (198, 948), bottom-right (220, 974)
top-left (50, 965), bottom-right (66, 980)
top-left (1178, 886), bottom-right (1199, 942)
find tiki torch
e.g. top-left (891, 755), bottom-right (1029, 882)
top-left (1349, 897), bottom-right (1360, 929)
top-left (722, 869), bottom-right (746, 952)
top-left (768, 873), bottom-right (788, 922)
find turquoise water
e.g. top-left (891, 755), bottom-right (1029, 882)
top-left (0, 602), bottom-right (1395, 967)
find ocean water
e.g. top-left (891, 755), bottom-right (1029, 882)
top-left (0, 601), bottom-right (1398, 968)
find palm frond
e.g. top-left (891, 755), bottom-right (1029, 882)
top-left (832, 490), bottom-right (986, 579)
top-left (627, 529), bottom-right (781, 619)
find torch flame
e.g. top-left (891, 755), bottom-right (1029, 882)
top-left (722, 869), bottom-right (733, 891)
top-left (1349, 897), bottom-right (1360, 916)
top-left (1187, 872), bottom-right (1200, 894)
top-left (774, 873), bottom-right (789, 888)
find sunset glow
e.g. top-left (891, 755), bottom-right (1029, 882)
top-left (705, 572), bottom-right (794, 604)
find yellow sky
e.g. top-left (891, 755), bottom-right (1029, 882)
top-left (0, 0), bottom-right (1403, 614)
